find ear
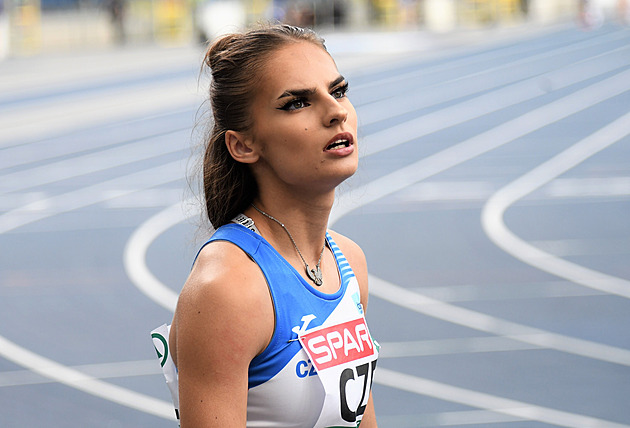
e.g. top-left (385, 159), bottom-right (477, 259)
top-left (225, 130), bottom-right (259, 164)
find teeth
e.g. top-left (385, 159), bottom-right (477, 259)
top-left (328, 139), bottom-right (349, 149)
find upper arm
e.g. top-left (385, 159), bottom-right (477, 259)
top-left (328, 230), bottom-right (370, 310)
top-left (170, 242), bottom-right (273, 427)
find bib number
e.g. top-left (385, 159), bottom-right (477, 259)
top-left (340, 360), bottom-right (377, 423)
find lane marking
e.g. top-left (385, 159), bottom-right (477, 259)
top-left (0, 160), bottom-right (183, 234)
top-left (0, 161), bottom-right (185, 418)
top-left (376, 368), bottom-right (630, 428)
top-left (379, 336), bottom-right (540, 358)
top-left (122, 65), bottom-right (630, 312)
top-left (377, 410), bottom-right (524, 427)
top-left (546, 176), bottom-right (630, 198)
top-left (0, 359), bottom-right (161, 388)
top-left (4, 36), bottom-right (627, 190)
top-left (0, 335), bottom-right (537, 388)
top-left (3, 34), bottom-right (626, 224)
top-left (358, 40), bottom-right (630, 128)
top-left (413, 280), bottom-right (606, 302)
top-left (360, 49), bottom-right (630, 157)
top-left (0, 131), bottom-right (188, 195)
top-left (0, 80), bottom-right (201, 148)
top-left (352, 26), bottom-right (628, 107)
top-left (0, 107), bottom-right (194, 171)
top-left (1, 31), bottom-right (628, 423)
top-left (369, 275), bottom-right (630, 366)
top-left (482, 110), bottom-right (630, 298)
top-left (124, 201), bottom-right (184, 311)
top-left (121, 54), bottom-right (630, 423)
top-left (0, 335), bottom-right (176, 420)
top-left (331, 68), bottom-right (630, 223)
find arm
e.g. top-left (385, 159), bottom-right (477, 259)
top-left (328, 231), bottom-right (378, 428)
top-left (170, 241), bottom-right (274, 427)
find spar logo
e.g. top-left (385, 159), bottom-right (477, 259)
top-left (299, 317), bottom-right (374, 371)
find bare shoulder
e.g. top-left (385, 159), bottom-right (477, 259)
top-left (172, 239), bottom-right (273, 366)
top-left (328, 230), bottom-right (370, 306)
top-left (170, 240), bottom-right (273, 425)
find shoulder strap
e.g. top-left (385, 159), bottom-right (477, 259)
top-left (193, 223), bottom-right (263, 267)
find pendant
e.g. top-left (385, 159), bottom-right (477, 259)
top-left (306, 265), bottom-right (323, 286)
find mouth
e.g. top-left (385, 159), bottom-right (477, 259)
top-left (324, 133), bottom-right (354, 151)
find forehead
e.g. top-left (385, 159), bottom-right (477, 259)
top-left (260, 42), bottom-right (339, 95)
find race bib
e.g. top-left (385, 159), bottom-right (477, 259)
top-left (299, 316), bottom-right (378, 427)
top-left (151, 324), bottom-right (180, 422)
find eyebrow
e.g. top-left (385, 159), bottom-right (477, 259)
top-left (277, 75), bottom-right (346, 100)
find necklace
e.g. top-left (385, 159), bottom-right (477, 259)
top-left (251, 204), bottom-right (325, 286)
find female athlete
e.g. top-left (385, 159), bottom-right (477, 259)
top-left (169, 24), bottom-right (379, 427)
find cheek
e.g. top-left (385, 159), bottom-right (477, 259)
top-left (347, 105), bottom-right (358, 130)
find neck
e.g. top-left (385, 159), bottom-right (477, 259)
top-left (246, 191), bottom-right (333, 262)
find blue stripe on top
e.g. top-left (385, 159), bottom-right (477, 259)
top-left (197, 224), bottom-right (358, 389)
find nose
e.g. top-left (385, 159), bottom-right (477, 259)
top-left (323, 97), bottom-right (348, 126)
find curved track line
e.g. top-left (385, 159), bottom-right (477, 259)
top-left (330, 67), bottom-right (630, 224)
top-left (482, 110), bottom-right (630, 298)
top-left (0, 163), bottom-right (185, 420)
top-left (0, 335), bottom-right (176, 420)
top-left (124, 201), bottom-right (183, 312)
top-left (3, 33), bottom-right (628, 424)
top-left (122, 64), bottom-right (630, 424)
top-left (369, 275), bottom-right (630, 366)
top-left (377, 368), bottom-right (630, 428)
top-left (127, 200), bottom-right (630, 367)
top-left (124, 199), bottom-right (630, 428)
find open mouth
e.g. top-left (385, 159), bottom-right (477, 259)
top-left (326, 138), bottom-right (352, 150)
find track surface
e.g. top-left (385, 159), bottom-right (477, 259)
top-left (1, 23), bottom-right (629, 427)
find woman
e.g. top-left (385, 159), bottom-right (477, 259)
top-left (169, 24), bottom-right (379, 427)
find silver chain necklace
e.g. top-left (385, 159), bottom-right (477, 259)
top-left (251, 204), bottom-right (325, 286)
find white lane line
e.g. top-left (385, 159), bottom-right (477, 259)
top-left (0, 160), bottom-right (183, 234)
top-left (127, 198), bottom-right (630, 367)
top-left (331, 67), bottom-right (630, 223)
top-left (5, 33), bottom-right (626, 178)
top-left (379, 336), bottom-right (540, 358)
top-left (0, 335), bottom-right (176, 420)
top-left (120, 60), bottom-right (630, 423)
top-left (0, 359), bottom-right (161, 388)
top-left (376, 367), bottom-right (630, 428)
top-left (124, 201), bottom-right (184, 312)
top-left (360, 61), bottom-right (630, 157)
top-left (369, 275), bottom-right (630, 366)
top-left (414, 280), bottom-right (606, 302)
top-left (0, 165), bottom-right (186, 418)
top-left (482, 110), bottom-right (630, 299)
top-left (5, 37), bottom-right (625, 200)
top-left (338, 176), bottom-right (630, 210)
top-left (358, 39), bottom-right (630, 127)
top-left (0, 80), bottom-right (201, 148)
top-left (0, 107), bottom-right (194, 171)
top-left (0, 131), bottom-right (188, 195)
top-left (353, 27), bottom-right (628, 104)
top-left (0, 336), bottom-right (536, 388)
top-left (546, 176), bottom-right (630, 198)
top-left (3, 34), bottom-right (627, 423)
top-left (378, 410), bottom-right (525, 427)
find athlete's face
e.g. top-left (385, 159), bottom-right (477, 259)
top-left (247, 41), bottom-right (359, 193)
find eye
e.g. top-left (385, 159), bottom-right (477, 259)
top-left (279, 98), bottom-right (310, 111)
top-left (331, 83), bottom-right (349, 100)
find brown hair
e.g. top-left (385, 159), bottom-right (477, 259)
top-left (201, 24), bottom-right (328, 229)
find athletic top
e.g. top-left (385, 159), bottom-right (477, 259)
top-left (151, 222), bottom-right (379, 427)
top-left (207, 223), bottom-right (379, 428)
